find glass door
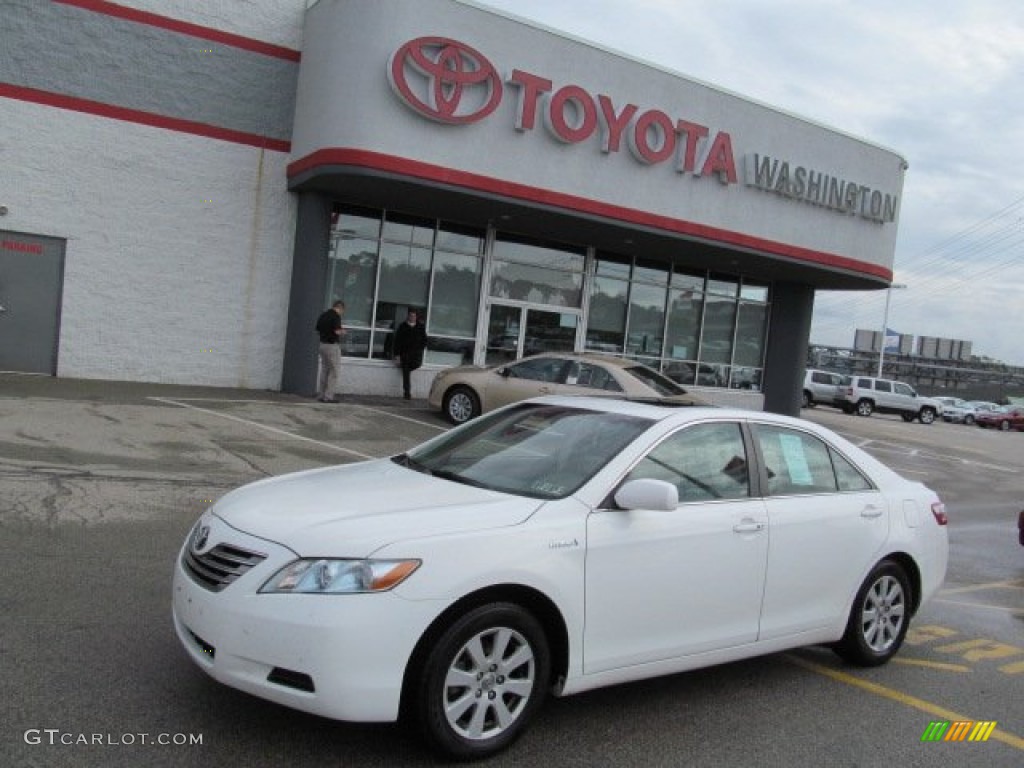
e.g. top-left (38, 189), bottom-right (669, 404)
top-left (485, 303), bottom-right (579, 366)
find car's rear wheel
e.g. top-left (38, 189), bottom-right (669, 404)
top-left (443, 386), bottom-right (480, 425)
top-left (411, 603), bottom-right (550, 761)
top-left (834, 560), bottom-right (911, 667)
top-left (918, 407), bottom-right (936, 424)
top-left (856, 399), bottom-right (874, 417)
top-left (802, 391), bottom-right (813, 408)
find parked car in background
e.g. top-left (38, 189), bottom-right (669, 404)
top-left (975, 405), bottom-right (1024, 431)
top-left (173, 397), bottom-right (949, 760)
top-left (965, 400), bottom-right (1000, 416)
top-left (937, 398), bottom-right (976, 424)
top-left (802, 369), bottom-right (845, 408)
top-left (837, 376), bottom-right (941, 423)
top-left (942, 400), bottom-right (1002, 425)
top-left (428, 353), bottom-right (706, 424)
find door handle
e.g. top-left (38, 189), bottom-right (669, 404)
top-left (860, 505), bottom-right (884, 519)
top-left (733, 520), bottom-right (765, 533)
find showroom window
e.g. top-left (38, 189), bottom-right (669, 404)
top-left (327, 206), bottom-right (483, 365)
top-left (490, 234), bottom-right (585, 307)
top-left (586, 252), bottom-right (771, 389)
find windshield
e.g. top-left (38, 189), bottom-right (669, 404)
top-left (405, 404), bottom-right (654, 499)
top-left (623, 365), bottom-right (686, 396)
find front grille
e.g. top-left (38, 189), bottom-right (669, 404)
top-left (183, 543), bottom-right (266, 592)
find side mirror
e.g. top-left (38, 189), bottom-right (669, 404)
top-left (614, 478), bottom-right (678, 511)
top-left (497, 367), bottom-right (511, 378)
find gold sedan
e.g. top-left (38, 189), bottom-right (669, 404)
top-left (428, 353), bottom-right (707, 424)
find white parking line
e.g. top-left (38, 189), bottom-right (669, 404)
top-left (840, 438), bottom-right (1019, 474)
top-left (149, 397), bottom-right (377, 460)
top-left (152, 396), bottom-right (448, 432)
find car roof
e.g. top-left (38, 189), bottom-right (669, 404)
top-left (520, 352), bottom-right (650, 370)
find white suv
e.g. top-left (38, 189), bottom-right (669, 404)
top-left (801, 369), bottom-right (844, 408)
top-left (838, 376), bottom-right (941, 424)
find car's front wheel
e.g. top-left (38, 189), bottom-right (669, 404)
top-left (1000, 420), bottom-right (1011, 431)
top-left (964, 414), bottom-right (975, 425)
top-left (856, 399), bottom-right (874, 417)
top-left (918, 407), bottom-right (936, 424)
top-left (411, 603), bottom-right (551, 761)
top-left (834, 560), bottom-right (911, 666)
top-left (443, 386), bottom-right (480, 425)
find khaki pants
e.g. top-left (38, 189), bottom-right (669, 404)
top-left (318, 343), bottom-right (341, 399)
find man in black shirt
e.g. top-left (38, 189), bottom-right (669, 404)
top-left (315, 301), bottom-right (345, 402)
top-left (392, 308), bottom-right (428, 400)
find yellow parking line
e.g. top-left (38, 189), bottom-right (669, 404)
top-left (785, 654), bottom-right (1024, 751)
top-left (940, 580), bottom-right (1024, 595)
top-left (891, 657), bottom-right (970, 673)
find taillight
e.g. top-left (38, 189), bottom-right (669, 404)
top-left (931, 502), bottom-right (948, 526)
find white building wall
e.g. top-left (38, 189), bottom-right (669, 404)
top-left (2, 98), bottom-right (296, 388)
top-left (117, 0), bottom-right (308, 50)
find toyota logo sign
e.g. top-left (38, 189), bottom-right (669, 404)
top-left (387, 36), bottom-right (503, 124)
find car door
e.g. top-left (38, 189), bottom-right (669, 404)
top-left (584, 421), bottom-right (768, 673)
top-left (751, 423), bottom-right (890, 640)
top-left (482, 356), bottom-right (570, 410)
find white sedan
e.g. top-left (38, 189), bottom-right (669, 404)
top-left (172, 397), bottom-right (949, 760)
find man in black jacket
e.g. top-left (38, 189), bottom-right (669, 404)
top-left (315, 301), bottom-right (345, 402)
top-left (392, 308), bottom-right (428, 400)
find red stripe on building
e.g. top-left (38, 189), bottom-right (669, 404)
top-left (1, 83), bottom-right (291, 152)
top-left (288, 148), bottom-right (892, 281)
top-left (53, 0), bottom-right (301, 61)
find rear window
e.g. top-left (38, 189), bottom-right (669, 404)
top-left (623, 365), bottom-right (686, 396)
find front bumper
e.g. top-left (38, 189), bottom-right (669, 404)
top-left (171, 519), bottom-right (446, 722)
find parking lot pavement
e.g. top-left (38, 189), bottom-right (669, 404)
top-left (3, 376), bottom-right (1023, 767)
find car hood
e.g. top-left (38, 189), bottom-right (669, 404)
top-left (212, 459), bottom-right (542, 556)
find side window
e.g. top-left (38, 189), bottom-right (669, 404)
top-left (831, 448), bottom-right (874, 492)
top-left (874, 380), bottom-right (892, 393)
top-left (566, 362), bottom-right (623, 391)
top-left (893, 382), bottom-right (914, 397)
top-left (754, 425), bottom-right (838, 496)
top-left (507, 357), bottom-right (568, 383)
top-left (624, 422), bottom-right (750, 502)
top-left (856, 378), bottom-right (872, 388)
top-left (812, 372), bottom-right (827, 384)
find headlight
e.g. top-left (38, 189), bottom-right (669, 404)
top-left (259, 558), bottom-right (420, 594)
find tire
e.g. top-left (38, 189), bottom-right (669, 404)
top-left (918, 407), bottom-right (936, 425)
top-left (834, 561), bottom-right (912, 667)
top-left (802, 391), bottom-right (813, 409)
top-left (411, 603), bottom-right (551, 761)
top-left (855, 399), bottom-right (874, 417)
top-left (1000, 420), bottom-right (1011, 432)
top-left (964, 414), bottom-right (975, 426)
top-left (443, 386), bottom-right (481, 425)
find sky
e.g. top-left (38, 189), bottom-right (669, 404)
top-left (477, 0), bottom-right (1024, 366)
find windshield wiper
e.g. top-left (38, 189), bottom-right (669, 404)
top-left (430, 469), bottom-right (489, 489)
top-left (391, 453), bottom-right (433, 475)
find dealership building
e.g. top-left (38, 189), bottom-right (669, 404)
top-left (1, 0), bottom-right (906, 414)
